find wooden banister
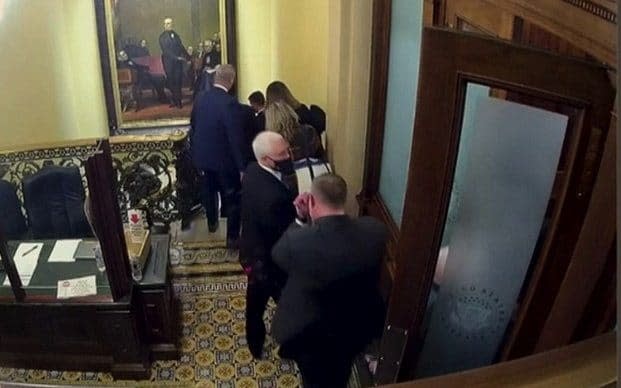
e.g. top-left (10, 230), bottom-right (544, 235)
top-left (382, 331), bottom-right (616, 387)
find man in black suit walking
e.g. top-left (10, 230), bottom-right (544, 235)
top-left (159, 17), bottom-right (189, 108)
top-left (271, 173), bottom-right (387, 388)
top-left (240, 131), bottom-right (298, 358)
top-left (191, 64), bottom-right (245, 247)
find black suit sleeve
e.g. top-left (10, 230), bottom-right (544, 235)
top-left (272, 230), bottom-right (293, 274)
top-left (225, 101), bottom-right (247, 172)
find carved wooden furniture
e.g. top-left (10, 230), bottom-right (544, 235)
top-left (0, 140), bottom-right (179, 379)
top-left (0, 132), bottom-right (201, 232)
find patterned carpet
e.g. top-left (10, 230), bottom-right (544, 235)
top-left (0, 275), bottom-right (301, 387)
top-left (171, 247), bottom-right (242, 276)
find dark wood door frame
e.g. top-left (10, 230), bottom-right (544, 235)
top-left (357, 0), bottom-right (399, 299)
top-left (364, 26), bottom-right (614, 383)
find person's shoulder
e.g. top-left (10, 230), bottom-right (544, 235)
top-left (243, 163), bottom-right (276, 187)
top-left (356, 216), bottom-right (388, 237)
top-left (244, 161), bottom-right (262, 176)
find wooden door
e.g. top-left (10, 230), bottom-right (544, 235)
top-left (374, 27), bottom-right (615, 383)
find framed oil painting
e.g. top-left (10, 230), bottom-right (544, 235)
top-left (95, 0), bottom-right (236, 133)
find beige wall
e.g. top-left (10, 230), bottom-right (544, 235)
top-left (236, 0), bottom-right (329, 107)
top-left (237, 0), bottom-right (372, 214)
top-left (0, 0), bottom-right (373, 211)
top-left (325, 0), bottom-right (373, 214)
top-left (235, 0), bottom-right (276, 102)
top-left (0, 0), bottom-right (108, 150)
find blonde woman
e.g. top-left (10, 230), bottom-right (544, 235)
top-left (265, 81), bottom-right (329, 135)
top-left (265, 102), bottom-right (330, 193)
top-left (265, 102), bottom-right (321, 161)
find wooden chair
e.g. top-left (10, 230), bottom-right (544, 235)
top-left (117, 68), bottom-right (140, 112)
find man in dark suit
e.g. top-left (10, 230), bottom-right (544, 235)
top-left (240, 104), bottom-right (261, 165)
top-left (248, 91), bottom-right (266, 132)
top-left (240, 131), bottom-right (298, 358)
top-left (159, 18), bottom-right (189, 108)
top-left (191, 64), bottom-right (245, 247)
top-left (271, 173), bottom-right (387, 388)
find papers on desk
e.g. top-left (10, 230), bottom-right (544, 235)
top-left (48, 239), bottom-right (81, 262)
top-left (2, 243), bottom-right (43, 286)
top-left (57, 275), bottom-right (97, 299)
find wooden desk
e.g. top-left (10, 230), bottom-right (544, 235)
top-left (134, 234), bottom-right (179, 359)
top-left (0, 235), bottom-right (178, 378)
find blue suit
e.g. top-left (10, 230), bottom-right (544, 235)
top-left (190, 86), bottom-right (246, 241)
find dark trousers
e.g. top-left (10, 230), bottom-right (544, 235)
top-left (245, 275), bottom-right (281, 357)
top-left (198, 169), bottom-right (240, 240)
top-left (280, 333), bottom-right (356, 388)
top-left (296, 350), bottom-right (354, 388)
top-left (165, 62), bottom-right (184, 105)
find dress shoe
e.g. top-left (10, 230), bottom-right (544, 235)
top-left (249, 346), bottom-right (263, 359)
top-left (226, 238), bottom-right (240, 250)
top-left (208, 219), bottom-right (219, 233)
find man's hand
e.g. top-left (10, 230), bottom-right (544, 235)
top-left (240, 171), bottom-right (244, 182)
top-left (294, 192), bottom-right (311, 221)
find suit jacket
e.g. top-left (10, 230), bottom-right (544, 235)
top-left (190, 87), bottom-right (246, 173)
top-left (158, 30), bottom-right (188, 73)
top-left (255, 110), bottom-right (265, 132)
top-left (271, 215), bottom-right (388, 357)
top-left (240, 162), bottom-right (296, 285)
top-left (240, 104), bottom-right (261, 164)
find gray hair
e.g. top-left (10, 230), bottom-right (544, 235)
top-left (214, 64), bottom-right (235, 86)
top-left (252, 131), bottom-right (284, 160)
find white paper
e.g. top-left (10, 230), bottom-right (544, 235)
top-left (48, 240), bottom-right (81, 262)
top-left (3, 243), bottom-right (43, 286)
top-left (56, 275), bottom-right (97, 299)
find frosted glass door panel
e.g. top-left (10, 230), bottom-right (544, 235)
top-left (377, 0), bottom-right (423, 225)
top-left (415, 83), bottom-right (568, 378)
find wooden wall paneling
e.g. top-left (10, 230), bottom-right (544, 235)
top-left (445, 0), bottom-right (514, 38)
top-left (512, 16), bottom-right (595, 60)
top-left (485, 0), bottom-right (616, 66)
top-left (571, 243), bottom-right (617, 342)
top-left (359, 0), bottom-right (392, 207)
top-left (85, 140), bottom-right (132, 301)
top-left (423, 0), bottom-right (435, 26)
top-left (382, 28), bottom-right (614, 381)
top-left (533, 111), bottom-right (616, 352)
top-left (381, 332), bottom-right (616, 388)
top-left (359, 0), bottom-right (397, 297)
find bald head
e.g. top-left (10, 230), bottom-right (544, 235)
top-left (214, 64), bottom-right (236, 90)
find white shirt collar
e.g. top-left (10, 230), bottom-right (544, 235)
top-left (214, 83), bottom-right (228, 92)
top-left (258, 162), bottom-right (281, 181)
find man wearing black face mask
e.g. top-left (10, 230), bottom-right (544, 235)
top-left (239, 131), bottom-right (300, 359)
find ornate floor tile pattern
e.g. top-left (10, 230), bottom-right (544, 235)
top-left (0, 275), bottom-right (300, 387)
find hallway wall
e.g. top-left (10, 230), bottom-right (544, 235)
top-left (1, 0), bottom-right (372, 216)
top-left (325, 0), bottom-right (374, 214)
top-left (0, 0), bottom-right (108, 150)
top-left (236, 0), bottom-right (329, 108)
top-left (237, 0), bottom-right (373, 214)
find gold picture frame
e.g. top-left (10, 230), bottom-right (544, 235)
top-left (95, 0), bottom-right (236, 133)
